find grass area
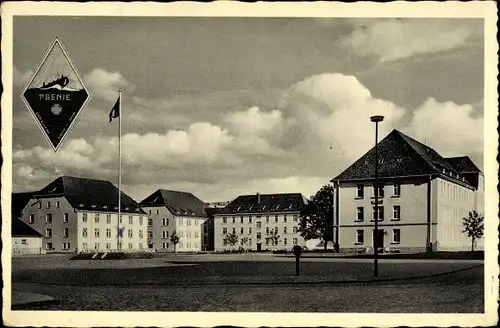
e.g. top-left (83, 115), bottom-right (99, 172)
top-left (298, 251), bottom-right (484, 260)
top-left (70, 252), bottom-right (154, 260)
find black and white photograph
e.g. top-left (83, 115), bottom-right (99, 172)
top-left (2, 2), bottom-right (498, 327)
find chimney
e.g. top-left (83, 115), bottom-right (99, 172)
top-left (257, 192), bottom-right (261, 204)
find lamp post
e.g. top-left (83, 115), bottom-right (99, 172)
top-left (370, 115), bottom-right (384, 278)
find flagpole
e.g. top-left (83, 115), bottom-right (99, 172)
top-left (118, 90), bottom-right (122, 252)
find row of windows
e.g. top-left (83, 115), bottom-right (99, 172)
top-left (45, 242), bottom-right (72, 250)
top-left (81, 242), bottom-right (144, 250)
top-left (29, 213), bottom-right (69, 224)
top-left (221, 215), bottom-right (299, 224)
top-left (82, 213), bottom-right (145, 225)
top-left (81, 228), bottom-right (145, 239)
top-left (356, 184), bottom-right (400, 199)
top-left (44, 228), bottom-right (69, 238)
top-left (158, 231), bottom-right (200, 239)
top-left (356, 205), bottom-right (400, 221)
top-left (222, 226), bottom-right (299, 235)
top-left (440, 181), bottom-right (473, 201)
top-left (159, 242), bottom-right (199, 249)
top-left (356, 229), bottom-right (400, 244)
top-left (37, 201), bottom-right (61, 209)
top-left (223, 238), bottom-right (299, 246)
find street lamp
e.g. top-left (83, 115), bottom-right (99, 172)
top-left (370, 115), bottom-right (384, 278)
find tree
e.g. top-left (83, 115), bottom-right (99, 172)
top-left (462, 210), bottom-right (484, 251)
top-left (240, 237), bottom-right (249, 252)
top-left (170, 230), bottom-right (180, 253)
top-left (298, 184), bottom-right (334, 251)
top-left (265, 229), bottom-right (280, 249)
top-left (223, 232), bottom-right (239, 247)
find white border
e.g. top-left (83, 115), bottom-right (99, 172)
top-left (1, 1), bottom-right (498, 327)
top-left (20, 37), bottom-right (92, 152)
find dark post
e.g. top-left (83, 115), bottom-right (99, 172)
top-left (370, 115), bottom-right (384, 278)
top-left (293, 245), bottom-right (302, 276)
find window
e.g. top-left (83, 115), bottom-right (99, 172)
top-left (95, 214), bottom-right (100, 223)
top-left (148, 231), bottom-right (153, 238)
top-left (373, 186), bottom-right (384, 198)
top-left (95, 228), bottom-right (100, 237)
top-left (45, 213), bottom-right (52, 224)
top-left (63, 213), bottom-right (69, 223)
top-left (82, 213), bottom-right (88, 222)
top-left (256, 222), bottom-right (262, 229)
top-left (56, 201), bottom-right (60, 208)
top-left (240, 217), bottom-right (244, 224)
top-left (283, 227), bottom-right (287, 234)
top-left (373, 207), bottom-right (384, 221)
top-left (129, 216), bottom-right (133, 225)
top-left (266, 239), bottom-right (269, 245)
top-left (293, 226), bottom-right (298, 234)
top-left (240, 227), bottom-right (244, 235)
top-left (393, 184), bottom-right (401, 197)
top-left (248, 238), bottom-right (252, 246)
top-left (46, 202), bottom-right (50, 209)
top-left (275, 215), bottom-right (278, 223)
top-left (248, 227), bottom-right (252, 234)
top-left (195, 231), bottom-right (199, 238)
top-left (187, 242), bottom-right (191, 248)
top-left (156, 209), bottom-right (159, 215)
top-left (256, 232), bottom-right (262, 239)
top-left (162, 218), bottom-right (167, 226)
top-left (63, 228), bottom-right (69, 238)
top-left (293, 215), bottom-right (298, 222)
top-left (293, 238), bottom-right (298, 245)
top-left (45, 229), bottom-right (52, 238)
top-left (106, 243), bottom-right (111, 250)
top-left (94, 242), bottom-right (100, 250)
top-left (162, 242), bottom-right (167, 249)
top-left (82, 242), bottom-right (88, 249)
top-left (38, 202), bottom-right (42, 209)
top-left (283, 238), bottom-right (287, 245)
top-left (62, 242), bottom-right (70, 250)
top-left (223, 228), bottom-right (227, 234)
top-left (283, 215), bottom-right (287, 223)
top-left (232, 217), bottom-right (235, 224)
top-left (106, 214), bottom-right (111, 224)
top-left (128, 229), bottom-right (133, 238)
top-left (162, 231), bottom-right (168, 239)
top-left (148, 218), bottom-right (153, 226)
top-left (166, 218), bottom-right (169, 226)
top-left (21, 239), bottom-right (27, 245)
top-left (248, 217), bottom-right (252, 224)
top-left (356, 207), bottom-right (364, 221)
top-left (266, 227), bottom-right (270, 234)
top-left (139, 217), bottom-right (143, 225)
top-left (119, 215), bottom-right (123, 224)
top-left (356, 185), bottom-right (364, 198)
top-left (82, 228), bottom-right (88, 238)
top-left (266, 216), bottom-right (270, 223)
top-left (222, 217), bottom-right (227, 224)
top-left (392, 229), bottom-right (401, 244)
top-left (393, 206), bottom-right (401, 221)
top-left (128, 243), bottom-right (133, 249)
top-left (356, 230), bottom-right (364, 244)
top-left (139, 243), bottom-right (143, 249)
top-left (139, 230), bottom-right (143, 239)
top-left (46, 242), bottom-right (53, 250)
top-left (29, 214), bottom-right (35, 224)
top-left (106, 228), bottom-right (112, 238)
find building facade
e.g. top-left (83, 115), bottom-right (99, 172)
top-left (331, 129), bottom-right (484, 253)
top-left (16, 176), bottom-right (148, 253)
top-left (140, 189), bottom-right (208, 252)
top-left (214, 193), bottom-right (308, 251)
top-left (12, 218), bottom-right (45, 256)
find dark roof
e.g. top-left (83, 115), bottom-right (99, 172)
top-left (445, 156), bottom-right (482, 173)
top-left (205, 207), bottom-right (224, 218)
top-left (217, 193), bottom-right (308, 215)
top-left (140, 189), bottom-right (207, 217)
top-left (332, 130), bottom-right (474, 187)
top-left (12, 192), bottom-right (36, 218)
top-left (34, 176), bottom-right (144, 214)
top-left (12, 218), bottom-right (42, 237)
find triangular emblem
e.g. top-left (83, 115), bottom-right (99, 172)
top-left (21, 37), bottom-right (91, 151)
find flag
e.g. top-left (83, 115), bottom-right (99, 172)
top-left (109, 96), bottom-right (120, 122)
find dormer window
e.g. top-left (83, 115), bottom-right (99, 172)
top-left (91, 204), bottom-right (97, 208)
top-left (288, 204), bottom-right (293, 210)
top-left (79, 204), bottom-right (84, 207)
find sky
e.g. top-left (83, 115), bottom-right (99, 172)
top-left (11, 16), bottom-right (485, 202)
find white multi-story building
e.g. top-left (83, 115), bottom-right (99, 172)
top-left (140, 189), bottom-right (208, 252)
top-left (331, 129), bottom-right (484, 253)
top-left (214, 193), bottom-right (308, 251)
top-left (16, 176), bottom-right (148, 253)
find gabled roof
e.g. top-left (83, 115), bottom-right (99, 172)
top-left (33, 176), bottom-right (144, 214)
top-left (140, 189), bottom-right (207, 217)
top-left (217, 193), bottom-right (308, 215)
top-left (12, 192), bottom-right (36, 218)
top-left (12, 218), bottom-right (43, 237)
top-left (445, 156), bottom-right (482, 173)
top-left (331, 129), bottom-right (474, 188)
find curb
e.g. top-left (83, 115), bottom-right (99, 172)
top-left (11, 292), bottom-right (59, 309)
top-left (15, 263), bottom-right (482, 287)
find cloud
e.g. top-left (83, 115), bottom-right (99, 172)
top-left (13, 66), bottom-right (34, 87)
top-left (83, 68), bottom-right (136, 101)
top-left (341, 19), bottom-right (482, 62)
top-left (403, 98), bottom-right (483, 157)
top-left (224, 106), bottom-right (283, 136)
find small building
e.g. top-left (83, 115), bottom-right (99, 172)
top-left (12, 218), bottom-right (45, 255)
top-left (214, 193), bottom-right (308, 251)
top-left (331, 129), bottom-right (484, 253)
top-left (140, 189), bottom-right (208, 252)
top-left (16, 176), bottom-right (148, 253)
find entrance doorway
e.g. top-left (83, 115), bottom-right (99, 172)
top-left (257, 243), bottom-right (262, 252)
